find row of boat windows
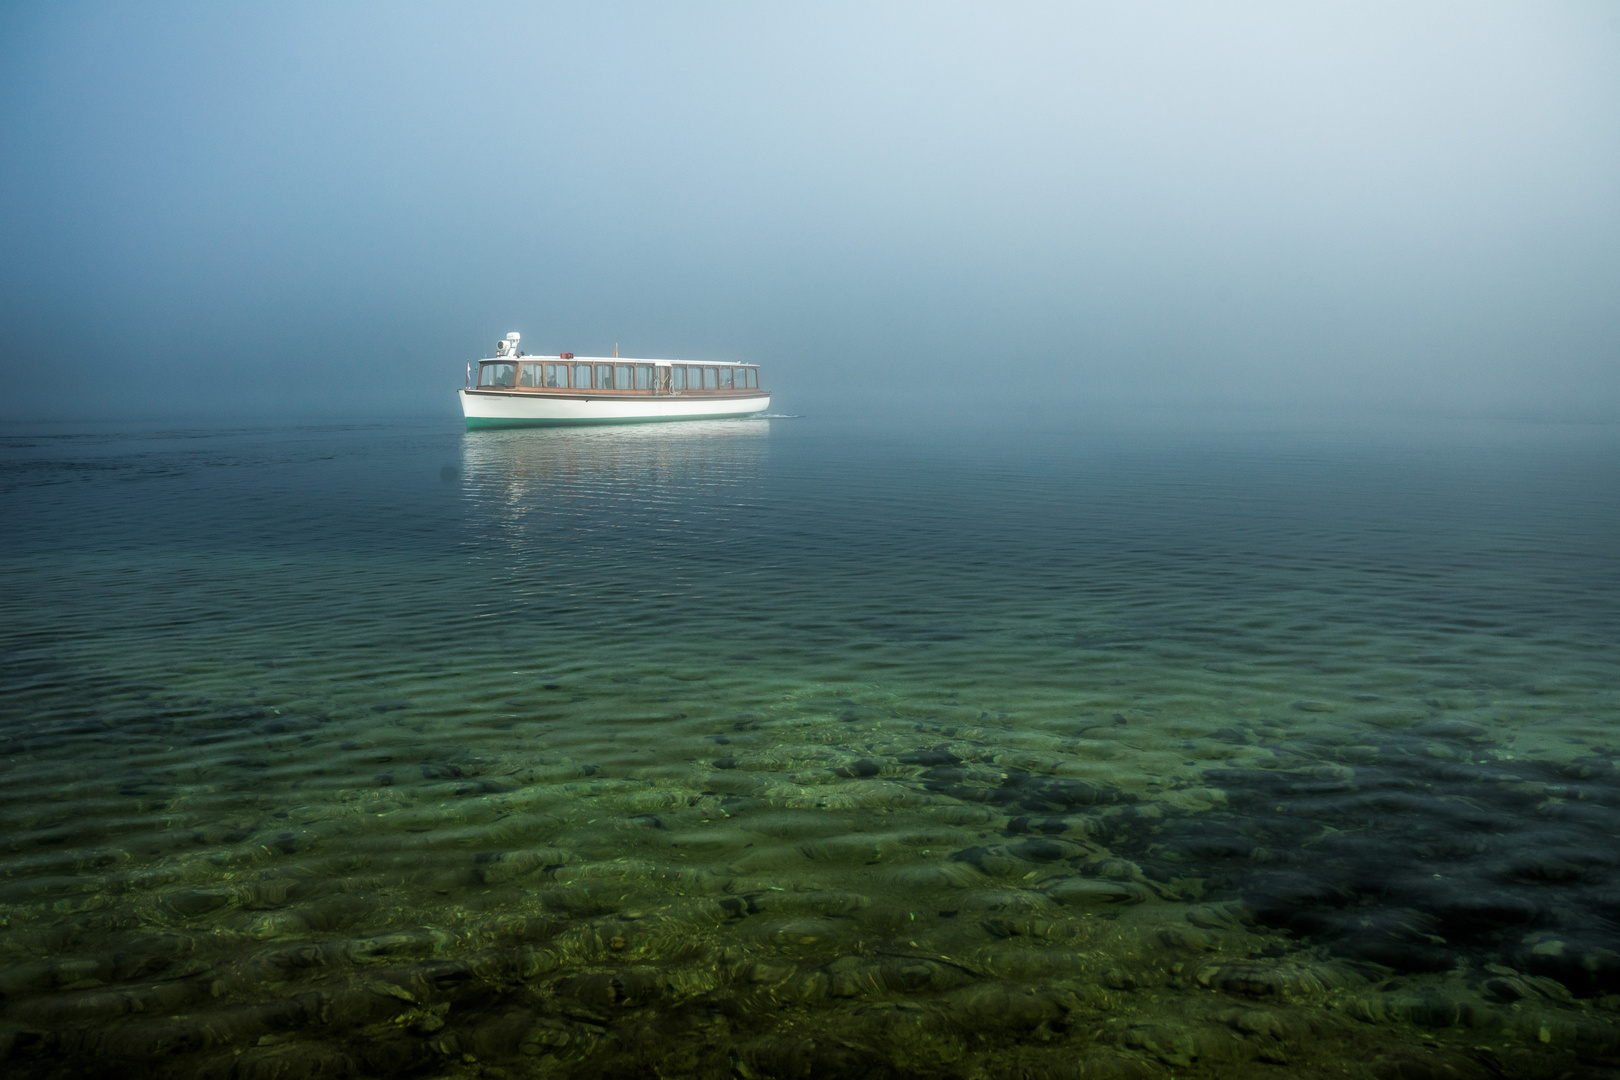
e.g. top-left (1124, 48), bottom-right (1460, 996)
top-left (477, 362), bottom-right (760, 391)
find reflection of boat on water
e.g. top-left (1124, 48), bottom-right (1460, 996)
top-left (461, 416), bottom-right (768, 484)
top-left (459, 415), bottom-right (769, 544)
top-left (459, 332), bottom-right (770, 429)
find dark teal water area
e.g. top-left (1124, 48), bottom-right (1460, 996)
top-left (1, 416), bottom-right (1618, 1079)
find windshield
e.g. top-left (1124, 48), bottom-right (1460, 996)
top-left (478, 363), bottom-right (516, 389)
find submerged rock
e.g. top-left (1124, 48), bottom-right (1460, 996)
top-left (898, 748), bottom-right (962, 767)
top-left (946, 983), bottom-right (1068, 1033)
top-left (475, 847), bottom-right (568, 884)
top-left (1119, 1022), bottom-right (1245, 1068)
top-left (1043, 877), bottom-right (1149, 907)
top-left (158, 886), bottom-right (235, 918)
top-left (949, 845), bottom-right (1028, 878)
top-left (1194, 959), bottom-right (1355, 1001)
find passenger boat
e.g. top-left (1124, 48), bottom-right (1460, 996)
top-left (459, 333), bottom-right (769, 429)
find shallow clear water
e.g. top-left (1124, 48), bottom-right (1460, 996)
top-left (1, 416), bottom-right (1618, 1079)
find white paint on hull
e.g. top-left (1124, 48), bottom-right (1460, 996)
top-left (460, 389), bottom-right (770, 427)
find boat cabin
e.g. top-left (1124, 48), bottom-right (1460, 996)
top-left (475, 355), bottom-right (761, 396)
top-left (460, 332), bottom-right (769, 427)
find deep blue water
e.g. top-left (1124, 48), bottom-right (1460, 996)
top-left (1, 416), bottom-right (1618, 1079)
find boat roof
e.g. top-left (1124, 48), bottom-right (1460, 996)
top-left (481, 356), bottom-right (756, 366)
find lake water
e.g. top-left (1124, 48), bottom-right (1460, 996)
top-left (1, 415), bottom-right (1618, 1079)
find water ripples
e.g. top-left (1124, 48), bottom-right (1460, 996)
top-left (0, 419), bottom-right (1617, 1077)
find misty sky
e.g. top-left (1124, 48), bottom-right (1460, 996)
top-left (1, 2), bottom-right (1617, 422)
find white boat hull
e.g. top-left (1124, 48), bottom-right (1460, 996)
top-left (460, 389), bottom-right (770, 429)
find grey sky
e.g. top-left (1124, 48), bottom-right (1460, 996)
top-left (2, 2), bottom-right (1616, 422)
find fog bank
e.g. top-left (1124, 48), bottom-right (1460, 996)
top-left (1, 2), bottom-right (1616, 423)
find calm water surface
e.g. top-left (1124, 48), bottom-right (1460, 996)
top-left (1, 416), bottom-right (1617, 1079)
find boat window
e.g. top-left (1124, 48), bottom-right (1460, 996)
top-left (615, 365), bottom-right (631, 390)
top-left (636, 365), bottom-right (653, 390)
top-left (544, 363), bottom-right (566, 388)
top-left (478, 363), bottom-right (516, 388)
top-left (595, 364), bottom-right (614, 389)
top-left (720, 368), bottom-right (734, 389)
top-left (671, 366), bottom-right (687, 391)
top-left (518, 363), bottom-right (542, 387)
top-left (746, 369), bottom-right (757, 388)
top-left (704, 367), bottom-right (718, 389)
top-left (573, 364), bottom-right (592, 388)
